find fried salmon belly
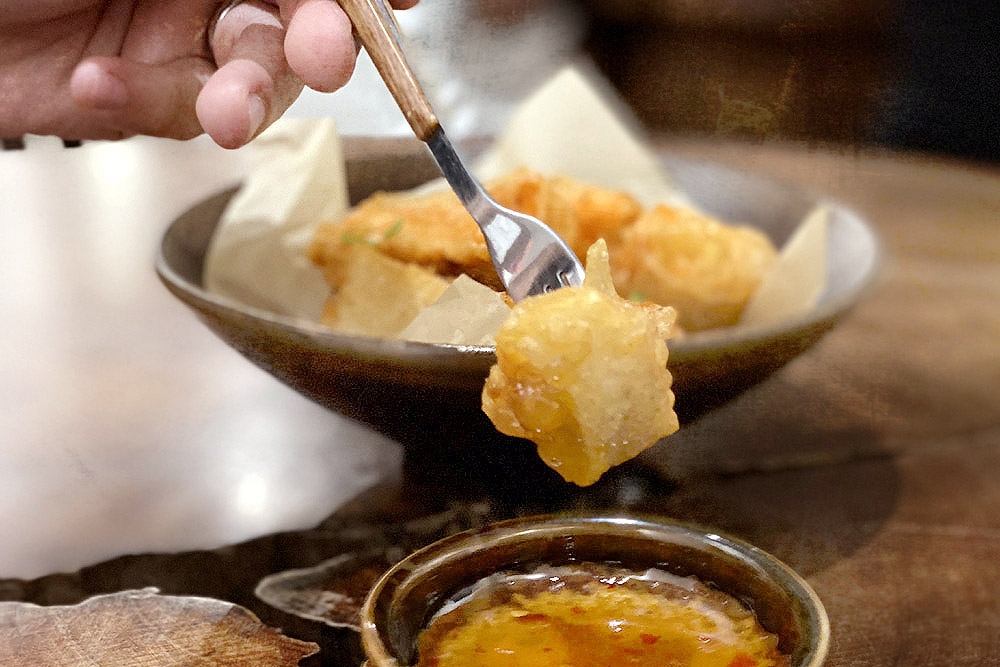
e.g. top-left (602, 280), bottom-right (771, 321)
top-left (482, 241), bottom-right (679, 486)
top-left (308, 168), bottom-right (642, 291)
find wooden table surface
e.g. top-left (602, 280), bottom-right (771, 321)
top-left (1, 133), bottom-right (999, 666)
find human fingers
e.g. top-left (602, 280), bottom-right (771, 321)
top-left (198, 0), bottom-right (417, 147)
top-left (67, 1), bottom-right (292, 143)
top-left (280, 0), bottom-right (420, 91)
top-left (199, 0), bottom-right (305, 148)
top-left (281, 0), bottom-right (358, 93)
top-left (69, 55), bottom-right (214, 141)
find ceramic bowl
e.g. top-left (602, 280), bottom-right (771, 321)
top-left (156, 137), bottom-right (879, 450)
top-left (359, 514), bottom-right (829, 667)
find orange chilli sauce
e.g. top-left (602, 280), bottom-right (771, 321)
top-left (413, 564), bottom-right (790, 667)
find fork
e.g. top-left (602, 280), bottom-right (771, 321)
top-left (336, 0), bottom-right (585, 302)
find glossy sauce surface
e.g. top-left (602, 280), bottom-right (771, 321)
top-left (414, 564), bottom-right (790, 667)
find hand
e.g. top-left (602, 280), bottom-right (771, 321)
top-left (0, 0), bottom-right (418, 148)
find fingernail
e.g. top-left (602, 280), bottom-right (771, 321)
top-left (247, 94), bottom-right (266, 141)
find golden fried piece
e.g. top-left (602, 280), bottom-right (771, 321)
top-left (310, 186), bottom-right (499, 288)
top-left (611, 205), bottom-right (778, 331)
top-left (482, 241), bottom-right (679, 486)
top-left (489, 168), bottom-right (643, 257)
top-left (308, 169), bottom-right (643, 291)
top-left (318, 244), bottom-right (450, 338)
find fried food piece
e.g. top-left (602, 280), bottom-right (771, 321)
top-left (482, 241), bottom-right (679, 486)
top-left (611, 205), bottom-right (778, 331)
top-left (309, 186), bottom-right (499, 288)
top-left (489, 168), bottom-right (642, 257)
top-left (308, 169), bottom-right (643, 291)
top-left (309, 168), bottom-right (781, 344)
top-left (318, 244), bottom-right (450, 338)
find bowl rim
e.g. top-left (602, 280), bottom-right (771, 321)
top-left (358, 513), bottom-right (831, 667)
top-left (154, 152), bottom-right (882, 365)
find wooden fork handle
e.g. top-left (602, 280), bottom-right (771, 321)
top-left (337, 0), bottom-right (440, 142)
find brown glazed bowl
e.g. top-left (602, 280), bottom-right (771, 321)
top-left (359, 514), bottom-right (829, 667)
top-left (156, 137), bottom-right (879, 449)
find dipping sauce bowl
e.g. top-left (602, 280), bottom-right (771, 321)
top-left (359, 515), bottom-right (829, 667)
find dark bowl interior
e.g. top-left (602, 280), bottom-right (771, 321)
top-left (156, 137), bottom-right (879, 455)
top-left (360, 515), bottom-right (829, 667)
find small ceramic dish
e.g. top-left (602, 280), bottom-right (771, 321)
top-left (359, 514), bottom-right (829, 667)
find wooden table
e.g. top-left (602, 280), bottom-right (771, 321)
top-left (1, 133), bottom-right (999, 666)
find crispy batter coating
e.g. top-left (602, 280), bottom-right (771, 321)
top-left (310, 170), bottom-right (778, 333)
top-left (488, 168), bottom-right (643, 257)
top-left (309, 186), bottom-right (499, 288)
top-left (308, 168), bottom-right (643, 292)
top-left (611, 205), bottom-right (778, 331)
top-left (482, 241), bottom-right (679, 486)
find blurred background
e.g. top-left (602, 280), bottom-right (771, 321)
top-left (288, 0), bottom-right (1000, 165)
top-left (577, 0), bottom-right (1000, 163)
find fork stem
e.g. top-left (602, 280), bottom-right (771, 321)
top-left (337, 0), bottom-right (440, 141)
top-left (425, 128), bottom-right (491, 219)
